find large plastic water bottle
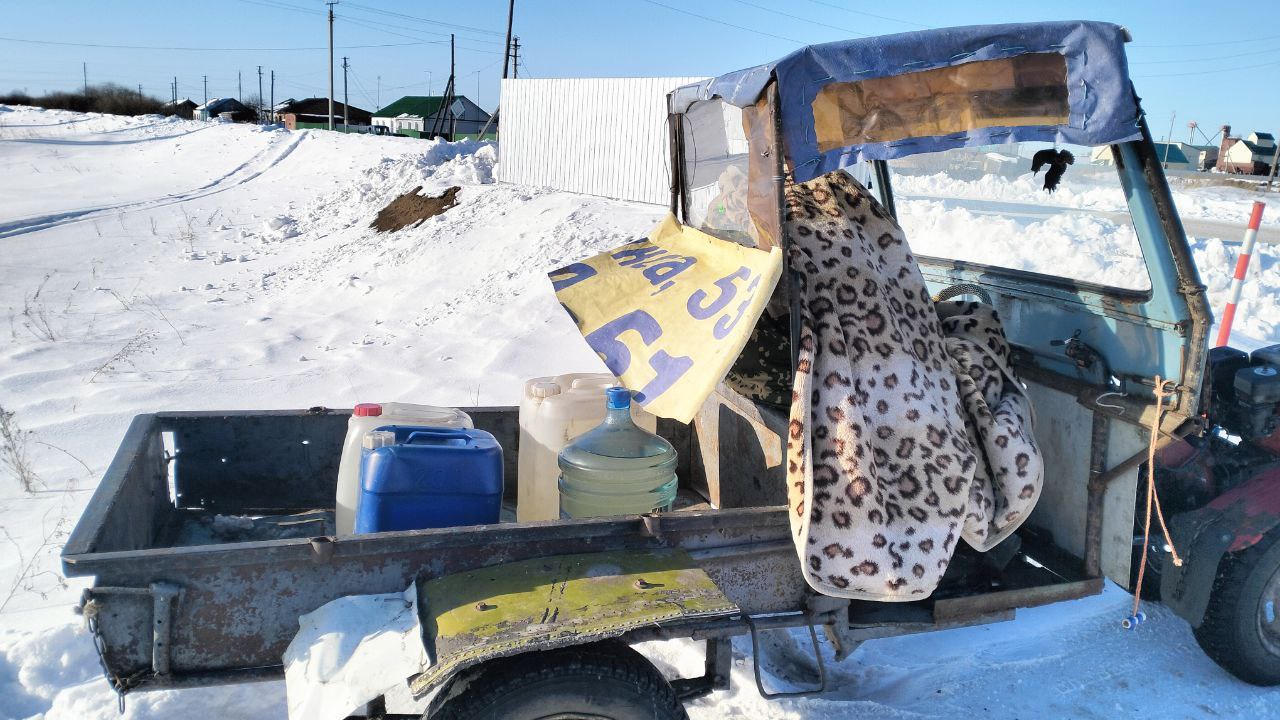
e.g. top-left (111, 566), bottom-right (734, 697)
top-left (558, 387), bottom-right (678, 518)
top-left (517, 373), bottom-right (658, 522)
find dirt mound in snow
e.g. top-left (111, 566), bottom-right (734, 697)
top-left (370, 185), bottom-right (460, 232)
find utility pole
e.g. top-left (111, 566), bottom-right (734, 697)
top-left (432, 35), bottom-right (456, 138)
top-left (238, 70), bottom-right (242, 103)
top-left (1162, 111), bottom-right (1175, 167)
top-left (257, 65), bottom-right (264, 123)
top-left (449, 34), bottom-right (456, 137)
top-left (270, 70), bottom-right (275, 124)
top-left (376, 74), bottom-right (381, 111)
top-left (501, 0), bottom-right (515, 79)
top-left (138, 83), bottom-right (143, 100)
top-left (172, 76), bottom-right (178, 104)
top-left (511, 37), bottom-right (520, 79)
top-left (202, 75), bottom-right (208, 106)
top-left (342, 56), bottom-right (349, 129)
top-left (327, 1), bottom-right (338, 130)
top-left (82, 62), bottom-right (88, 95)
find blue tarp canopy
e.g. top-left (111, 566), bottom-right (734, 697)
top-left (670, 21), bottom-right (1141, 183)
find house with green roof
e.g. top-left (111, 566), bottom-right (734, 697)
top-left (372, 95), bottom-right (492, 139)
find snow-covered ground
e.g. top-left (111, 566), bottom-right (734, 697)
top-left (893, 167), bottom-right (1280, 229)
top-left (1, 105), bottom-right (1278, 719)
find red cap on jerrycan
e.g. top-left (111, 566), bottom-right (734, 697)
top-left (353, 403), bottom-right (383, 417)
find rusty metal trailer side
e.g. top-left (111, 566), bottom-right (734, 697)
top-left (61, 409), bottom-right (808, 694)
top-left (63, 408), bottom-right (1100, 698)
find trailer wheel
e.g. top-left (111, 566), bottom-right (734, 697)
top-left (426, 641), bottom-right (689, 720)
top-left (1194, 529), bottom-right (1280, 686)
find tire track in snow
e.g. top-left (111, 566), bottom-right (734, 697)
top-left (0, 131), bottom-right (307, 239)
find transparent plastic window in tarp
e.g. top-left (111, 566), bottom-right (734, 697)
top-left (680, 89), bottom-right (782, 251)
top-left (682, 99), bottom-right (753, 244)
top-left (811, 53), bottom-right (1069, 151)
top-left (888, 142), bottom-right (1152, 292)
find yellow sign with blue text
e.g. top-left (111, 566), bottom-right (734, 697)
top-left (550, 214), bottom-right (783, 423)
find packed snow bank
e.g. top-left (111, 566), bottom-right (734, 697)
top-left (895, 168), bottom-right (1280, 227)
top-left (1, 106), bottom-right (1278, 719)
top-left (899, 197), bottom-right (1150, 290)
top-left (894, 172), bottom-right (1280, 340)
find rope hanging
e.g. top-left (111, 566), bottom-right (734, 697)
top-left (1124, 375), bottom-right (1184, 629)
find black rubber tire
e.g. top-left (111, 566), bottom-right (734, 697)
top-left (426, 641), bottom-right (690, 720)
top-left (1194, 529), bottom-right (1280, 686)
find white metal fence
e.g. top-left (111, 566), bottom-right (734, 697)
top-left (496, 77), bottom-right (706, 206)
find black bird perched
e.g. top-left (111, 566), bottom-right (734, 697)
top-left (1031, 148), bottom-right (1074, 193)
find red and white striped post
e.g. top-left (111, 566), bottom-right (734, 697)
top-left (1216, 201), bottom-right (1267, 347)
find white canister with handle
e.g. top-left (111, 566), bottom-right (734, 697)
top-left (335, 402), bottom-right (472, 535)
top-left (516, 374), bottom-right (657, 522)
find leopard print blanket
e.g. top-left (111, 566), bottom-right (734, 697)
top-left (784, 171), bottom-right (1043, 601)
top-left (939, 300), bottom-right (1043, 552)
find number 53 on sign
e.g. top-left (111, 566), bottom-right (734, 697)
top-left (549, 213), bottom-right (783, 423)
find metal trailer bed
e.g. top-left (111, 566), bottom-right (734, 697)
top-left (62, 406), bottom-right (1099, 707)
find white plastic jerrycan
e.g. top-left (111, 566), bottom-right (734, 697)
top-left (335, 402), bottom-right (472, 535)
top-left (517, 373), bottom-right (657, 522)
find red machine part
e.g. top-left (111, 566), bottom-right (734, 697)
top-left (1207, 463), bottom-right (1280, 552)
top-left (1254, 426), bottom-right (1280, 456)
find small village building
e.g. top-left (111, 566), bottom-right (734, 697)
top-left (371, 96), bottom-right (491, 139)
top-left (161, 99), bottom-right (198, 120)
top-left (195, 98), bottom-right (258, 123)
top-left (275, 98), bottom-right (373, 131)
top-left (1091, 142), bottom-right (1192, 170)
top-left (1169, 142), bottom-right (1217, 171)
top-left (1218, 127), bottom-right (1278, 175)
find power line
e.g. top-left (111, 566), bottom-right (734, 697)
top-left (384, 78), bottom-right (431, 91)
top-left (349, 70), bottom-right (378, 109)
top-left (1130, 47), bottom-right (1280, 65)
top-left (462, 58), bottom-right (504, 78)
top-left (639, 0), bottom-right (804, 44)
top-left (275, 77), bottom-right (327, 95)
top-left (237, 0), bottom-right (502, 47)
top-left (342, 2), bottom-right (503, 37)
top-left (341, 16), bottom-right (450, 45)
top-left (1134, 58), bottom-right (1280, 79)
top-left (339, 17), bottom-right (503, 54)
top-left (723, 0), bottom-right (868, 37)
top-left (235, 0), bottom-right (323, 17)
top-left (0, 34), bottom-right (423, 52)
top-left (1132, 33), bottom-right (1280, 49)
top-left (798, 0), bottom-right (927, 28)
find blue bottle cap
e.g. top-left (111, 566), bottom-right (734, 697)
top-left (606, 386), bottom-right (632, 410)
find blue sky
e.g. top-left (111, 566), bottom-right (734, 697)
top-left (2, 0), bottom-right (1277, 143)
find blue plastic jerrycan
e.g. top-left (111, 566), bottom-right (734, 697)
top-left (354, 425), bottom-right (503, 533)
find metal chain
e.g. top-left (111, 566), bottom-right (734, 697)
top-left (83, 595), bottom-right (146, 713)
